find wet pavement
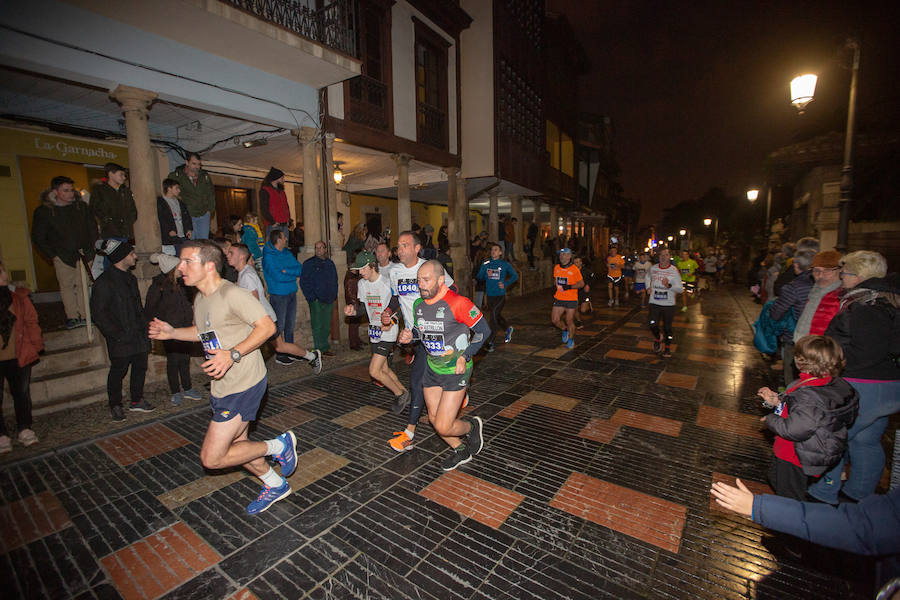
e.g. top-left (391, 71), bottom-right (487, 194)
top-left (0, 286), bottom-right (880, 599)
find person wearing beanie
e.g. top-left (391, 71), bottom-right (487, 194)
top-left (793, 250), bottom-right (843, 343)
top-left (90, 239), bottom-right (154, 420)
top-left (145, 253), bottom-right (199, 406)
top-left (260, 167), bottom-right (289, 238)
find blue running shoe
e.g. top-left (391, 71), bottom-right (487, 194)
top-left (562, 330), bottom-right (569, 343)
top-left (505, 327), bottom-right (514, 343)
top-left (246, 481), bottom-right (291, 515)
top-left (274, 431), bottom-right (298, 477)
top-left (566, 338), bottom-right (575, 349)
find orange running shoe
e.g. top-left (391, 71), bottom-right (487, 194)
top-left (388, 430), bottom-right (414, 452)
top-left (462, 393), bottom-right (469, 409)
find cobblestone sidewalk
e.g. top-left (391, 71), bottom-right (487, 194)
top-left (0, 287), bottom-right (880, 599)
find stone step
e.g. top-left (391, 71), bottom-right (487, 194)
top-left (33, 343), bottom-right (107, 378)
top-left (42, 327), bottom-right (101, 352)
top-left (30, 365), bottom-right (110, 409)
top-left (31, 386), bottom-right (109, 417)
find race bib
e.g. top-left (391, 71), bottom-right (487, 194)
top-left (199, 330), bottom-right (221, 359)
top-left (774, 403), bottom-right (785, 416)
top-left (556, 276), bottom-right (568, 287)
top-left (680, 268), bottom-right (690, 275)
top-left (396, 278), bottom-right (418, 295)
top-left (608, 263), bottom-right (617, 271)
top-left (422, 332), bottom-right (446, 355)
top-left (368, 325), bottom-right (382, 341)
top-left (487, 268), bottom-right (501, 280)
top-left (653, 290), bottom-right (668, 301)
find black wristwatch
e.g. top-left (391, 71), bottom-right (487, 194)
top-left (229, 348), bottom-right (242, 363)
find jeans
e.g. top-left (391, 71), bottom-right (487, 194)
top-left (808, 379), bottom-right (900, 503)
top-left (0, 360), bottom-right (32, 435)
top-left (270, 293), bottom-right (297, 344)
top-left (474, 289), bottom-right (485, 310)
top-left (191, 212), bottom-right (211, 240)
top-left (107, 352), bottom-right (148, 408)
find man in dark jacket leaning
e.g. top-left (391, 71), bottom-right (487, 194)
top-left (300, 241), bottom-right (338, 355)
top-left (90, 239), bottom-right (154, 421)
top-left (769, 249), bottom-right (816, 386)
top-left (31, 175), bottom-right (98, 329)
top-left (90, 162), bottom-right (137, 240)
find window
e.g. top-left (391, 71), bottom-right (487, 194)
top-left (414, 18), bottom-right (449, 150)
top-left (546, 120), bottom-right (574, 176)
top-left (348, 1), bottom-right (390, 130)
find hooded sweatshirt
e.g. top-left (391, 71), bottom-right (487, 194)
top-left (262, 242), bottom-right (302, 296)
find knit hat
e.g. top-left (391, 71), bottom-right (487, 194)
top-left (812, 250), bottom-right (842, 269)
top-left (98, 238), bottom-right (134, 264)
top-left (151, 252), bottom-right (181, 274)
top-left (349, 251), bottom-right (376, 270)
top-left (266, 167), bottom-right (284, 181)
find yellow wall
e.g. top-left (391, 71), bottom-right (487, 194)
top-left (344, 192), bottom-right (482, 245)
top-left (0, 127), bottom-right (131, 290)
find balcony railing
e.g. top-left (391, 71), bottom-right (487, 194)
top-left (224, 0), bottom-right (357, 57)
top-left (417, 102), bottom-right (447, 151)
top-left (348, 74), bottom-right (389, 130)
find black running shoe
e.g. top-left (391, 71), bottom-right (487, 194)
top-left (662, 345), bottom-right (672, 358)
top-left (110, 405), bottom-right (125, 421)
top-left (392, 390), bottom-right (410, 415)
top-left (129, 400), bottom-right (156, 413)
top-left (464, 416), bottom-right (484, 456)
top-left (441, 444), bottom-right (473, 471)
top-left (652, 339), bottom-right (662, 353)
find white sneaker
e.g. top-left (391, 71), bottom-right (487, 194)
top-left (17, 429), bottom-right (38, 447)
top-left (0, 435), bottom-right (11, 454)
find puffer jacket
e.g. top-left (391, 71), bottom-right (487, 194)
top-left (10, 287), bottom-right (43, 367)
top-left (90, 266), bottom-right (150, 358)
top-left (90, 181), bottom-right (137, 238)
top-left (825, 274), bottom-right (900, 380)
top-left (769, 270), bottom-right (815, 343)
top-left (765, 377), bottom-right (859, 476)
top-left (30, 191), bottom-right (97, 267)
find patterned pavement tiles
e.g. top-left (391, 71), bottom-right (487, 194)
top-left (0, 287), bottom-right (877, 599)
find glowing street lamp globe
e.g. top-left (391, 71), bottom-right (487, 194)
top-left (790, 74), bottom-right (818, 113)
top-left (746, 189), bottom-right (759, 203)
top-left (703, 218), bottom-right (712, 226)
top-left (679, 229), bottom-right (687, 236)
top-left (667, 236), bottom-right (674, 241)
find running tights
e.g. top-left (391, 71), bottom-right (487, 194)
top-left (648, 304), bottom-right (676, 343)
top-left (485, 295), bottom-right (507, 346)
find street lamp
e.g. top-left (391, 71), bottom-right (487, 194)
top-left (703, 217), bottom-right (719, 245)
top-left (679, 229), bottom-right (686, 236)
top-left (703, 218), bottom-right (712, 226)
top-left (746, 189), bottom-right (759, 202)
top-left (790, 38), bottom-right (860, 252)
top-left (667, 235), bottom-right (674, 241)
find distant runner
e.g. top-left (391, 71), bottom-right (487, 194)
top-left (606, 245), bottom-right (625, 307)
top-left (646, 248), bottom-right (683, 358)
top-left (551, 248), bottom-right (584, 350)
top-left (676, 250), bottom-right (698, 312)
top-left (476, 243), bottom-right (518, 352)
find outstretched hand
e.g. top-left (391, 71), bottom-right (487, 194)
top-left (710, 478), bottom-right (754, 518)
top-left (149, 318), bottom-right (174, 340)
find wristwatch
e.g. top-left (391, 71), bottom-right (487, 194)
top-left (229, 348), bottom-right (242, 363)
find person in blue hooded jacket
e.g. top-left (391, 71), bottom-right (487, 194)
top-left (476, 243), bottom-right (518, 351)
top-left (262, 229), bottom-right (302, 364)
top-left (300, 240), bottom-right (339, 355)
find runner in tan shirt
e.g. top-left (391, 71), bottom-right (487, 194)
top-left (149, 240), bottom-right (299, 515)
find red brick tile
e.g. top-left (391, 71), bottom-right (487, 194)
top-left (332, 363), bottom-right (372, 382)
top-left (610, 409), bottom-right (683, 437)
top-left (709, 472), bottom-right (773, 514)
top-left (686, 353), bottom-right (731, 365)
top-left (605, 349), bottom-right (657, 362)
top-left (577, 418), bottom-right (620, 443)
top-left (420, 470), bottom-right (524, 529)
top-left (696, 405), bottom-right (765, 439)
top-left (550, 472), bottom-right (687, 553)
top-left (498, 398), bottom-right (531, 418)
top-left (97, 423), bottom-right (191, 466)
top-left (102, 522), bottom-right (220, 600)
top-left (655, 371), bottom-right (698, 390)
top-left (0, 490), bottom-right (72, 552)
top-left (228, 589), bottom-right (260, 600)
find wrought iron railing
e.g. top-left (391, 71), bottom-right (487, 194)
top-left (224, 0), bottom-right (357, 57)
top-left (417, 102), bottom-right (447, 151)
top-left (348, 74), bottom-right (389, 130)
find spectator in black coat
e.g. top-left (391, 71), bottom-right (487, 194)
top-left (145, 253), bottom-right (199, 406)
top-left (157, 178), bottom-right (193, 255)
top-left (769, 249), bottom-right (816, 386)
top-left (90, 239), bottom-right (153, 421)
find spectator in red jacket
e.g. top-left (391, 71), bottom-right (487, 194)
top-left (260, 167), bottom-right (290, 238)
top-left (0, 261), bottom-right (44, 453)
top-left (794, 250), bottom-right (843, 342)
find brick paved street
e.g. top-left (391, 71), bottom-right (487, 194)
top-left (0, 287), bottom-right (879, 599)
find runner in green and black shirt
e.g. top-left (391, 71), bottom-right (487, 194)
top-left (398, 260), bottom-right (491, 471)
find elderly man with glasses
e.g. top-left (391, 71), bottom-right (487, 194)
top-left (792, 250), bottom-right (843, 345)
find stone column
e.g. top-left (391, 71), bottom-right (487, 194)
top-left (510, 195), bottom-right (524, 261)
top-left (110, 85), bottom-right (159, 258)
top-left (300, 127), bottom-right (321, 254)
top-left (549, 205), bottom-right (558, 239)
top-left (532, 199), bottom-right (543, 259)
top-left (488, 190), bottom-right (499, 242)
top-left (323, 134), bottom-right (347, 343)
top-left (444, 166), bottom-right (469, 294)
top-left (392, 153), bottom-right (412, 232)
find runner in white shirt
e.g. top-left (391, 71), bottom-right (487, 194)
top-left (645, 247), bottom-right (683, 358)
top-left (344, 251), bottom-right (409, 408)
top-left (380, 231), bottom-right (454, 452)
top-left (227, 244), bottom-right (322, 373)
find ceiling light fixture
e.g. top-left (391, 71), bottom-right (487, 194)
top-left (242, 138), bottom-right (268, 148)
top-left (333, 166), bottom-right (343, 184)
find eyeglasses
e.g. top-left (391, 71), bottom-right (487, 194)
top-left (812, 267), bottom-right (838, 274)
top-left (839, 271), bottom-right (857, 278)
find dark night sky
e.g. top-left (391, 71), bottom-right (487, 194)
top-left (549, 0), bottom-right (899, 227)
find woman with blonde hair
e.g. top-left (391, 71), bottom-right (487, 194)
top-left (808, 250), bottom-right (899, 505)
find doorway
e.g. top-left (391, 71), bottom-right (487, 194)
top-left (215, 187), bottom-right (252, 235)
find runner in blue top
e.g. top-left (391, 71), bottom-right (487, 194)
top-left (476, 243), bottom-right (518, 351)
